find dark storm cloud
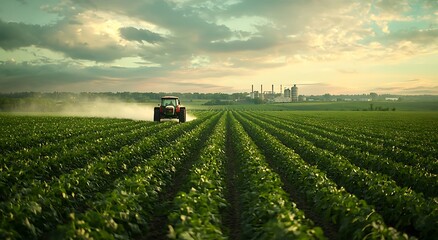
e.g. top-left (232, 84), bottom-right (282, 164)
top-left (0, 21), bottom-right (44, 50)
top-left (119, 27), bottom-right (164, 44)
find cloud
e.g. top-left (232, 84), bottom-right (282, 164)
top-left (0, 59), bottom-right (173, 92)
top-left (206, 36), bottom-right (276, 52)
top-left (402, 85), bottom-right (438, 95)
top-left (84, 0), bottom-right (233, 42)
top-left (0, 0), bottom-right (437, 94)
top-left (0, 61), bottom-right (90, 91)
top-left (387, 28), bottom-right (438, 45)
top-left (373, 0), bottom-right (411, 15)
top-left (0, 19), bottom-right (129, 62)
top-left (119, 27), bottom-right (164, 44)
top-left (372, 85), bottom-right (438, 95)
top-left (2, 0), bottom-right (435, 65)
top-left (0, 21), bottom-right (44, 50)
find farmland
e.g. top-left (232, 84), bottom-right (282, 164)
top-left (0, 111), bottom-right (437, 239)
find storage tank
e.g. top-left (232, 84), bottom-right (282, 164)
top-left (284, 88), bottom-right (291, 98)
top-left (291, 84), bottom-right (298, 102)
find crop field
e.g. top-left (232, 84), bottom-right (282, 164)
top-left (0, 111), bottom-right (437, 239)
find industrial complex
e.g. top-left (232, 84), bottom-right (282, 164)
top-left (250, 84), bottom-right (302, 102)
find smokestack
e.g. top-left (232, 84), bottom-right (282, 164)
top-left (280, 85), bottom-right (283, 96)
top-left (272, 84), bottom-right (274, 94)
top-left (252, 84), bottom-right (254, 93)
top-left (261, 84), bottom-right (263, 99)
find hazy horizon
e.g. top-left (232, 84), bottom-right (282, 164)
top-left (1, 0), bottom-right (437, 95)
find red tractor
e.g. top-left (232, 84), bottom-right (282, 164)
top-left (154, 96), bottom-right (186, 123)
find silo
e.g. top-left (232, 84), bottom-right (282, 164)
top-left (291, 84), bottom-right (298, 102)
top-left (284, 88), bottom-right (291, 98)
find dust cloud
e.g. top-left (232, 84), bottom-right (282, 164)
top-left (60, 100), bottom-right (196, 122)
top-left (60, 100), bottom-right (156, 121)
top-left (7, 98), bottom-right (196, 122)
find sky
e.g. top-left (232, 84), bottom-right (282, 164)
top-left (0, 0), bottom-right (437, 95)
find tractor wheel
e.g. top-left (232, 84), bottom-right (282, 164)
top-left (179, 108), bottom-right (186, 123)
top-left (154, 107), bottom-right (160, 122)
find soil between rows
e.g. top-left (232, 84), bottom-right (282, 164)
top-left (222, 115), bottom-right (242, 240)
top-left (265, 158), bottom-right (340, 240)
top-left (238, 113), bottom-right (340, 239)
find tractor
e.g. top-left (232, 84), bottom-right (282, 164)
top-left (154, 96), bottom-right (186, 123)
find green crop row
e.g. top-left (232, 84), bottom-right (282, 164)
top-left (0, 121), bottom-right (173, 201)
top-left (1, 119), bottom-right (153, 165)
top-left (265, 112), bottom-right (438, 169)
top-left (168, 113), bottom-right (228, 239)
top-left (229, 112), bottom-right (326, 239)
top-left (53, 112), bottom-right (221, 239)
top-left (234, 112), bottom-right (413, 240)
top-left (279, 114), bottom-right (438, 175)
top-left (240, 112), bottom-right (437, 239)
top-left (0, 111), bottom-right (435, 239)
top-left (0, 114), bottom-right (216, 239)
top-left (0, 116), bottom-right (135, 153)
top-left (248, 112), bottom-right (438, 198)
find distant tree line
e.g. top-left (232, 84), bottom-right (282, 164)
top-left (1, 92), bottom-right (437, 111)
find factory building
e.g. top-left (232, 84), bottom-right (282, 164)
top-left (282, 84), bottom-right (298, 102)
top-left (251, 84), bottom-right (300, 102)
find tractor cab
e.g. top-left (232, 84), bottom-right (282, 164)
top-left (154, 96), bottom-right (186, 123)
top-left (161, 98), bottom-right (178, 107)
